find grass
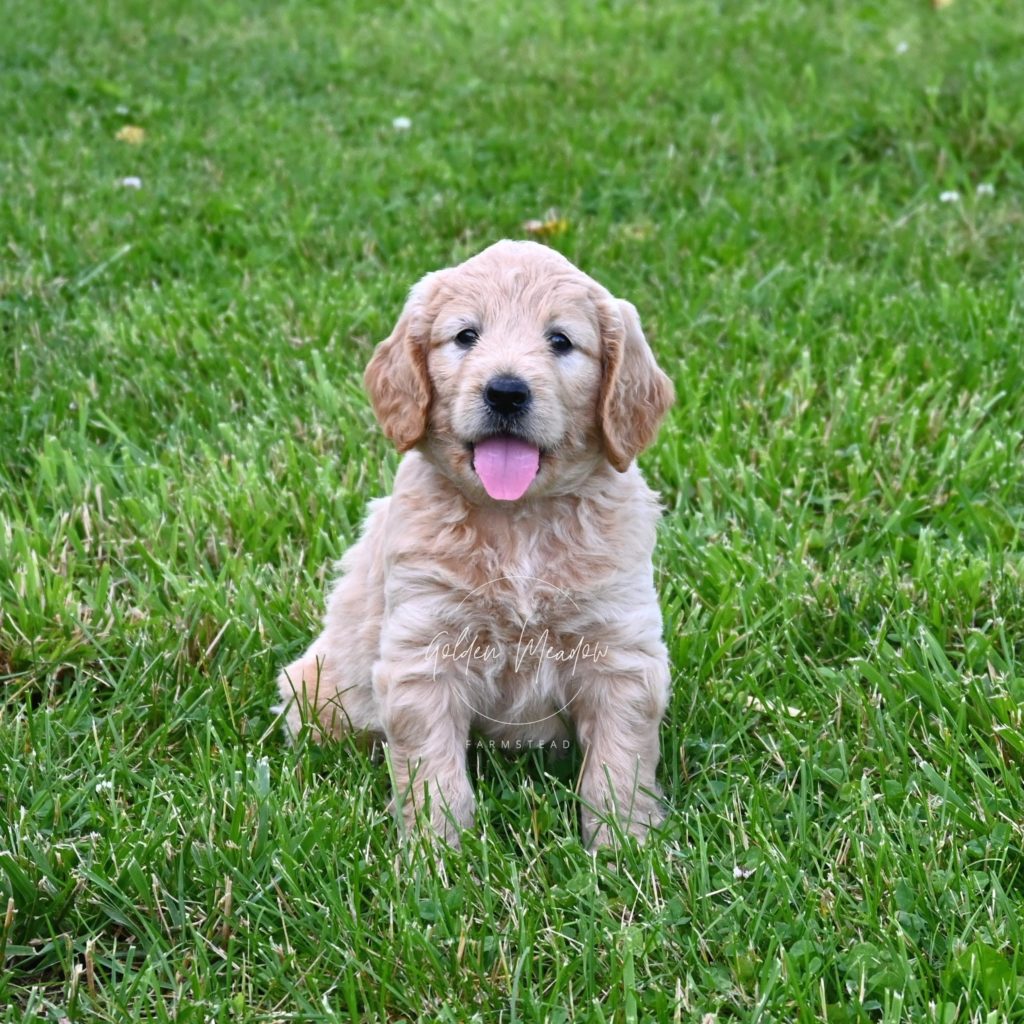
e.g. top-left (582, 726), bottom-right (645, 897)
top-left (2, 0), bottom-right (1023, 1019)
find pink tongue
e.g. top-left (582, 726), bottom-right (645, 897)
top-left (473, 437), bottom-right (540, 500)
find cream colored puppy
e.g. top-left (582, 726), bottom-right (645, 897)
top-left (277, 240), bottom-right (675, 846)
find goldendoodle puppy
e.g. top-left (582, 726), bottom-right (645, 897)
top-left (277, 240), bottom-right (675, 846)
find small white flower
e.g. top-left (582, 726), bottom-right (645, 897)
top-left (115, 104), bottom-right (130, 115)
top-left (895, 41), bottom-right (909, 55)
top-left (95, 779), bottom-right (114, 793)
top-left (119, 176), bottom-right (142, 189)
top-left (392, 116), bottom-right (412, 131)
top-left (976, 182), bottom-right (995, 197)
top-left (733, 864), bottom-right (755, 880)
top-left (939, 190), bottom-right (960, 204)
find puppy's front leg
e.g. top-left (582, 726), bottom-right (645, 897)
top-left (571, 652), bottom-right (670, 847)
top-left (373, 659), bottom-right (475, 845)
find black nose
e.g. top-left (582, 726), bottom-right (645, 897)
top-left (484, 375), bottom-right (532, 416)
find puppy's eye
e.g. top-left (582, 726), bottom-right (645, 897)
top-left (548, 331), bottom-right (573, 355)
top-left (454, 328), bottom-right (479, 350)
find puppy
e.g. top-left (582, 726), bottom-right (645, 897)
top-left (277, 240), bottom-right (675, 846)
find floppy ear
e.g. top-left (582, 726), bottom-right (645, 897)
top-left (363, 274), bottom-right (440, 451)
top-left (598, 298), bottom-right (675, 472)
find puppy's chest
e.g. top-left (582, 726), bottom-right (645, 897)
top-left (467, 570), bottom-right (568, 636)
top-left (446, 570), bottom-right (591, 694)
top-left (460, 540), bottom-right (595, 631)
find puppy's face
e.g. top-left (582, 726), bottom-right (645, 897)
top-left (423, 249), bottom-right (607, 500)
top-left (365, 240), bottom-right (674, 502)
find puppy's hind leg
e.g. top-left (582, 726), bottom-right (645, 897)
top-left (275, 517), bottom-right (387, 745)
top-left (275, 647), bottom-right (381, 745)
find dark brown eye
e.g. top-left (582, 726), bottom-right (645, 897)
top-left (549, 331), bottom-right (572, 355)
top-left (454, 328), bottom-right (479, 349)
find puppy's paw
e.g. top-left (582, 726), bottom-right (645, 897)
top-left (270, 701), bottom-right (298, 746)
top-left (581, 786), bottom-right (668, 849)
top-left (275, 658), bottom-right (350, 745)
top-left (272, 685), bottom-right (337, 745)
top-left (392, 782), bottom-right (476, 850)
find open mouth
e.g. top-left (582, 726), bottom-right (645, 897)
top-left (470, 434), bottom-right (542, 501)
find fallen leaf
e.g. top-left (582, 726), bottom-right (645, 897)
top-left (115, 124), bottom-right (145, 144)
top-left (522, 210), bottom-right (568, 238)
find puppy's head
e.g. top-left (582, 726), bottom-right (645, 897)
top-left (364, 240), bottom-right (674, 501)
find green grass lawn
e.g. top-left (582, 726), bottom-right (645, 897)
top-left (2, 0), bottom-right (1024, 1020)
